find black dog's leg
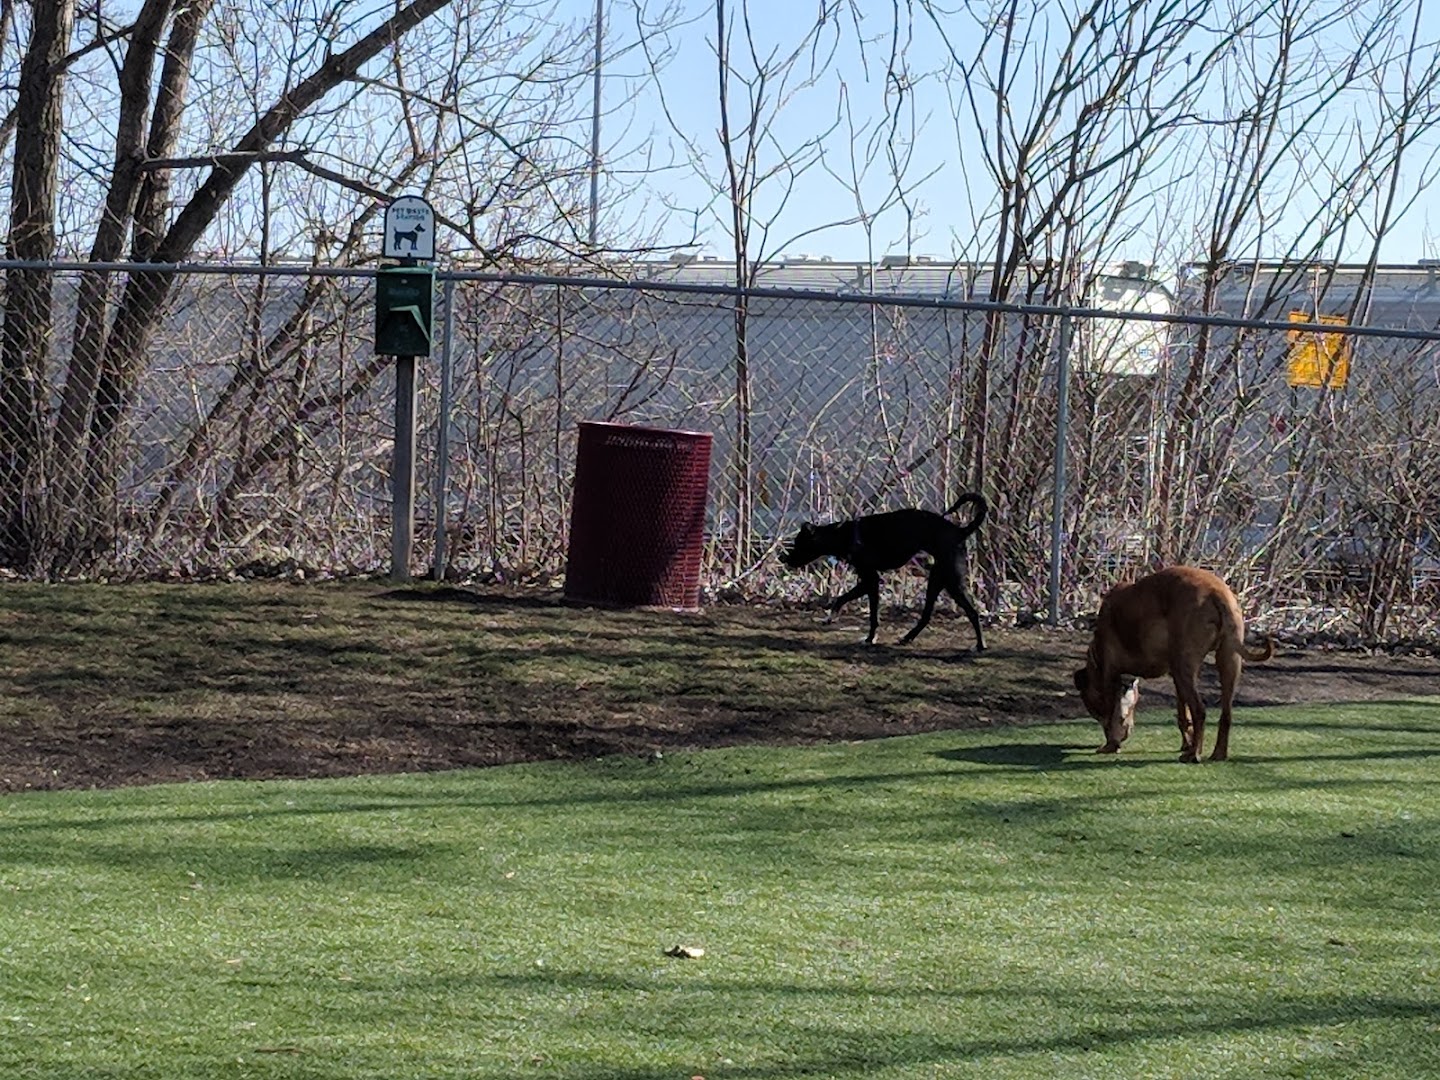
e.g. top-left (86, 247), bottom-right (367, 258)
top-left (861, 570), bottom-right (884, 644)
top-left (899, 571), bottom-right (944, 645)
top-left (940, 556), bottom-right (986, 652)
top-left (822, 572), bottom-right (883, 644)
top-left (899, 562), bottom-right (986, 652)
top-left (823, 576), bottom-right (864, 624)
top-left (949, 585), bottom-right (986, 652)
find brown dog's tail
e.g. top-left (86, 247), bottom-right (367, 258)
top-left (943, 492), bottom-right (988, 538)
top-left (1241, 634), bottom-right (1275, 663)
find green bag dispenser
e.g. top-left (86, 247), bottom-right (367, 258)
top-left (375, 266), bottom-right (435, 357)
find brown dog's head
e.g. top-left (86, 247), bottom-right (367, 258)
top-left (1073, 663), bottom-right (1141, 753)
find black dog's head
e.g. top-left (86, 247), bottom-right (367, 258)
top-left (781, 521), bottom-right (851, 569)
top-left (781, 522), bottom-right (823, 569)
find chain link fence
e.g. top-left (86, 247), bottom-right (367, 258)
top-left (3, 262), bottom-right (1438, 642)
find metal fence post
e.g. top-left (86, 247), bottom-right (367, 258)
top-left (1049, 311), bottom-right (1074, 626)
top-left (432, 275), bottom-right (457, 580)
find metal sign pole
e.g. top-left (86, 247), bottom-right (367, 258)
top-left (391, 353), bottom-right (418, 582)
top-left (377, 194), bottom-right (437, 584)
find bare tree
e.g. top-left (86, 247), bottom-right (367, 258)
top-left (917, 0), bottom-right (1231, 602)
top-left (1150, 0), bottom-right (1439, 592)
top-left (901, 0), bottom-right (1440, 628)
top-left (638, 0), bottom-right (896, 573)
top-left (819, 4), bottom-right (949, 511)
top-left (0, 0), bottom-right (663, 575)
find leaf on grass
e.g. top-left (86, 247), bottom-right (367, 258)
top-left (665, 945), bottom-right (705, 959)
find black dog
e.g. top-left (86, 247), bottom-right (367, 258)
top-left (781, 492), bottom-right (988, 649)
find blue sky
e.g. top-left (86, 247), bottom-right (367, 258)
top-left (592, 0), bottom-right (967, 261)
top-left (579, 0), bottom-right (1440, 266)
top-left (36, 0), bottom-right (1440, 268)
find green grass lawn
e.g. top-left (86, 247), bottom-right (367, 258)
top-left (1, 701), bottom-right (1437, 1079)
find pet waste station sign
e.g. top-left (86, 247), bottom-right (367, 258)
top-left (382, 195), bottom-right (435, 260)
top-left (376, 195), bottom-right (436, 357)
top-left (375, 194), bottom-right (438, 585)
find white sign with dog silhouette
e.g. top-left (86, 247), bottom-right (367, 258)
top-left (382, 195), bottom-right (435, 261)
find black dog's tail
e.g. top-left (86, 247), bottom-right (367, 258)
top-left (943, 491), bottom-right (988, 538)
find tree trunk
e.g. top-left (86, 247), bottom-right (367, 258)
top-left (134, 0), bottom-right (214, 261)
top-left (0, 0), bottom-right (76, 570)
top-left (48, 0), bottom-right (174, 570)
top-left (80, 0), bottom-right (455, 552)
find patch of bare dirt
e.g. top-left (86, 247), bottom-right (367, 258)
top-left (1, 585), bottom-right (1437, 792)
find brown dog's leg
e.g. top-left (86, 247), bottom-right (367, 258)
top-left (1175, 702), bottom-right (1194, 758)
top-left (1211, 648), bottom-right (1242, 761)
top-left (1173, 657), bottom-right (1207, 763)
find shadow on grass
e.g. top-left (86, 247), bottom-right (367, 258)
top-left (942, 732), bottom-right (1440, 771)
top-left (0, 834), bottom-right (457, 884)
top-left (937, 742), bottom-right (1132, 769)
top-left (342, 969), bottom-right (1440, 1080)
top-left (376, 586), bottom-right (565, 609)
top-left (0, 765), bottom-right (997, 838)
top-left (1234, 746), bottom-right (1440, 765)
top-left (1250, 702), bottom-right (1440, 732)
top-left (1270, 659), bottom-right (1440, 679)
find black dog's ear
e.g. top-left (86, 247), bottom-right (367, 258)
top-left (1073, 669), bottom-right (1089, 692)
top-left (798, 522), bottom-right (816, 536)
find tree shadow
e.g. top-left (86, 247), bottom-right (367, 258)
top-left (936, 741), bottom-right (1113, 769)
top-left (344, 967), bottom-right (1439, 1080)
top-left (376, 586), bottom-right (565, 609)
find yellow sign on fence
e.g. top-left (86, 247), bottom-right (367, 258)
top-left (1286, 310), bottom-right (1350, 389)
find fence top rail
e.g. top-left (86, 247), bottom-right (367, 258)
top-left (4, 258), bottom-right (1440, 343)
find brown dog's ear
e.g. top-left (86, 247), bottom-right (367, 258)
top-left (1073, 669), bottom-right (1089, 692)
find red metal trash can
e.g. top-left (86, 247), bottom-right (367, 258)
top-left (564, 421), bottom-right (712, 609)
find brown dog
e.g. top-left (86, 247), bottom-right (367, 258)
top-left (1073, 565), bottom-right (1274, 762)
